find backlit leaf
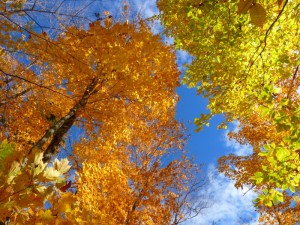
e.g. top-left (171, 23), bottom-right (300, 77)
top-left (249, 3), bottom-right (266, 27)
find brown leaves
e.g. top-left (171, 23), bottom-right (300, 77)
top-left (237, 0), bottom-right (253, 14)
top-left (237, 0), bottom-right (267, 27)
top-left (277, 0), bottom-right (284, 8)
top-left (249, 3), bottom-right (267, 28)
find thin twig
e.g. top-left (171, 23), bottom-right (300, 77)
top-left (0, 68), bottom-right (72, 99)
top-left (247, 0), bottom-right (289, 73)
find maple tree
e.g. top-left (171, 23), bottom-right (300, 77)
top-left (158, 0), bottom-right (300, 222)
top-left (0, 1), bottom-right (208, 224)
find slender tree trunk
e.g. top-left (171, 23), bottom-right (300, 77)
top-left (29, 77), bottom-right (100, 162)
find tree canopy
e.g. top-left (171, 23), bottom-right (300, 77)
top-left (158, 0), bottom-right (300, 223)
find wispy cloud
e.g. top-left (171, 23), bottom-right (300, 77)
top-left (187, 122), bottom-right (258, 225)
top-left (187, 165), bottom-right (258, 225)
top-left (130, 0), bottom-right (158, 18)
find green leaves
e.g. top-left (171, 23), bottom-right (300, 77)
top-left (0, 140), bottom-right (15, 163)
top-left (6, 161), bottom-right (21, 184)
top-left (194, 114), bottom-right (211, 132)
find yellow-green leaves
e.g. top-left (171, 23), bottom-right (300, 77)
top-left (43, 167), bottom-right (61, 181)
top-left (254, 189), bottom-right (284, 207)
top-left (275, 147), bottom-right (290, 162)
top-left (33, 152), bottom-right (47, 177)
top-left (0, 140), bottom-right (15, 164)
top-left (158, 0), bottom-right (300, 217)
top-left (6, 161), bottom-right (21, 184)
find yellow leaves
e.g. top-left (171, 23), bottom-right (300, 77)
top-left (249, 3), bottom-right (267, 28)
top-left (6, 161), bottom-right (21, 184)
top-left (56, 192), bottom-right (75, 213)
top-left (38, 209), bottom-right (55, 221)
top-left (54, 158), bottom-right (71, 174)
top-left (74, 161), bottom-right (131, 222)
top-left (43, 167), bottom-right (61, 181)
top-left (32, 152), bottom-right (70, 181)
top-left (41, 158), bottom-right (70, 181)
top-left (33, 151), bottom-right (47, 177)
top-left (85, 47), bottom-right (94, 57)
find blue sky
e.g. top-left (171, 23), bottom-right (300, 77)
top-left (175, 52), bottom-right (259, 225)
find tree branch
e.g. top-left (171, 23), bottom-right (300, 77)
top-left (0, 88), bottom-right (31, 107)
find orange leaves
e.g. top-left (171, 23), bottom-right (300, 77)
top-left (0, 5), bottom-right (204, 223)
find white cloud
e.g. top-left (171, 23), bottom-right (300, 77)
top-left (186, 165), bottom-right (259, 225)
top-left (185, 122), bottom-right (259, 225)
top-left (176, 50), bottom-right (193, 65)
top-left (297, 86), bottom-right (300, 95)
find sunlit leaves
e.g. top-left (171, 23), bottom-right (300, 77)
top-left (54, 158), bottom-right (71, 175)
top-left (275, 147), bottom-right (290, 162)
top-left (0, 140), bottom-right (72, 223)
top-left (158, 0), bottom-right (300, 221)
top-left (237, 1), bottom-right (267, 27)
top-left (254, 189), bottom-right (284, 207)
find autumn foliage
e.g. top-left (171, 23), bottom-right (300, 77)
top-left (158, 0), bottom-right (300, 223)
top-left (4, 0), bottom-right (300, 223)
top-left (0, 1), bottom-right (207, 224)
